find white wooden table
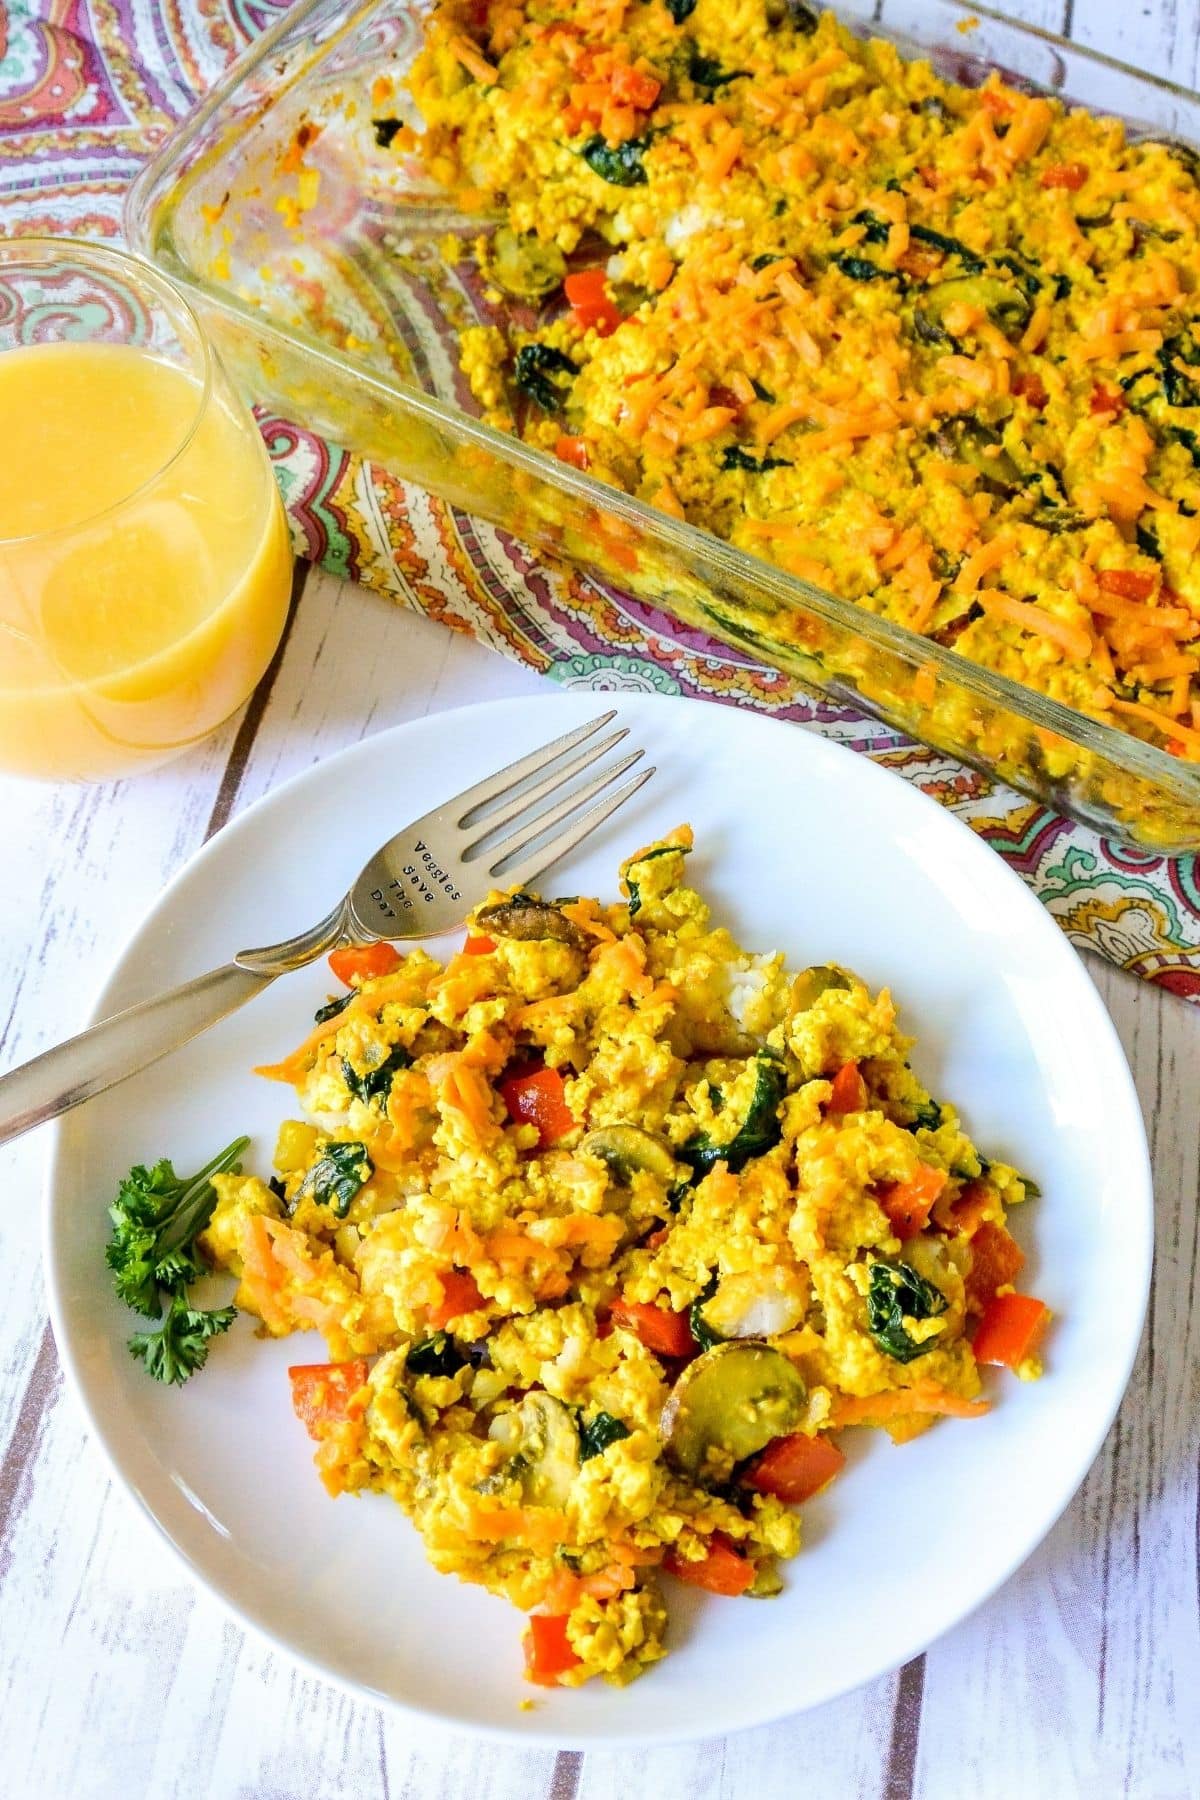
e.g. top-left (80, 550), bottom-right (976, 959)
top-left (4, 3), bottom-right (1200, 1793)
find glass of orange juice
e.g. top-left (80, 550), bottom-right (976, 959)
top-left (0, 239), bottom-right (294, 781)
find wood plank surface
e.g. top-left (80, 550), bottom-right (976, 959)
top-left (2, 0), bottom-right (1200, 1792)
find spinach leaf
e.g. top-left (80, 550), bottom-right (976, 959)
top-left (297, 1142), bottom-right (373, 1219)
top-left (751, 377), bottom-right (775, 403)
top-left (851, 209), bottom-right (891, 245)
top-left (579, 1410), bottom-right (631, 1460)
top-left (665, 0), bottom-right (697, 19)
top-left (990, 250), bottom-right (1042, 296)
top-left (751, 252), bottom-right (783, 271)
top-left (1136, 522), bottom-right (1162, 560)
top-left (909, 224), bottom-right (984, 271)
top-left (688, 52), bottom-right (748, 93)
top-left (342, 1043), bottom-right (413, 1106)
top-left (832, 252), bottom-right (906, 285)
top-left (513, 343), bottom-right (578, 412)
top-left (581, 132), bottom-right (654, 187)
top-left (688, 1278), bottom-right (724, 1352)
top-left (314, 990), bottom-right (353, 1025)
top-left (1165, 422), bottom-right (1200, 467)
top-left (866, 1261), bottom-right (948, 1363)
top-left (1159, 333), bottom-right (1200, 408)
top-left (682, 1052), bottom-right (787, 1178)
top-left (625, 841), bottom-right (691, 918)
top-left (373, 118), bottom-right (402, 149)
top-left (407, 1331), bottom-right (466, 1377)
top-left (784, 1), bottom-right (819, 31)
top-left (910, 1099), bottom-right (944, 1131)
top-left (720, 446), bottom-right (792, 473)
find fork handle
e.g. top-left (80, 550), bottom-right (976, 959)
top-left (0, 962), bottom-right (277, 1147)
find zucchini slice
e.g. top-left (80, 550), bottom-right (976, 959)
top-left (579, 1124), bottom-right (680, 1186)
top-left (489, 227), bottom-right (566, 300)
top-left (913, 274), bottom-right (1031, 345)
top-left (661, 1343), bottom-right (807, 1482)
top-left (487, 1391), bottom-right (580, 1507)
top-left (790, 964), bottom-right (851, 1012)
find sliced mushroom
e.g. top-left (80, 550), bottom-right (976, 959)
top-left (661, 1342), bottom-right (807, 1483)
top-left (933, 418), bottom-right (1024, 495)
top-left (487, 1391), bottom-right (580, 1507)
top-left (490, 226), bottom-right (567, 300)
top-left (579, 1124), bottom-right (680, 1186)
top-left (475, 895), bottom-right (590, 952)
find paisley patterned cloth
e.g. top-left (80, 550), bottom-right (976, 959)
top-left (3, 0), bottom-right (1199, 999)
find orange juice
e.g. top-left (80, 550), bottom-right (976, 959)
top-left (0, 341), bottom-right (292, 780)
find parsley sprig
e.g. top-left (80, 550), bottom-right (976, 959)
top-left (127, 1295), bottom-right (237, 1386)
top-left (106, 1136), bottom-right (249, 1384)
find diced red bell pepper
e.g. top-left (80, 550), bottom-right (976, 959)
top-left (827, 1060), bottom-right (867, 1115)
top-left (1098, 568), bottom-right (1156, 602)
top-left (1011, 371), bottom-right (1048, 410)
top-left (1089, 384), bottom-right (1125, 416)
top-left (462, 933), bottom-right (496, 955)
top-left (554, 434), bottom-right (590, 470)
top-left (523, 1613), bottom-right (581, 1685)
top-left (564, 268), bottom-right (622, 336)
top-left (972, 1292), bottom-right (1049, 1369)
top-left (966, 1221), bottom-right (1025, 1308)
top-left (499, 1065), bottom-right (577, 1146)
top-left (663, 1532), bottom-right (754, 1596)
top-left (945, 1176), bottom-right (991, 1236)
top-left (746, 1431), bottom-right (846, 1504)
top-left (430, 1269), bottom-right (484, 1329)
top-left (609, 1297), bottom-right (695, 1358)
top-left (328, 942), bottom-right (401, 984)
top-left (288, 1360), bottom-right (369, 1439)
top-left (709, 382), bottom-right (744, 414)
top-left (876, 1164), bottom-right (947, 1239)
top-left (1039, 162), bottom-right (1087, 190)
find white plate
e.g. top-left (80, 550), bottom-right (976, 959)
top-left (45, 694), bottom-right (1151, 1747)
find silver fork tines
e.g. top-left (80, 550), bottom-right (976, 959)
top-left (458, 724), bottom-right (630, 844)
top-left (491, 763), bottom-right (655, 886)
top-left (0, 711), bottom-right (654, 1145)
top-left (457, 709), bottom-right (619, 827)
top-left (476, 747), bottom-right (647, 873)
top-left (347, 716), bottom-right (653, 938)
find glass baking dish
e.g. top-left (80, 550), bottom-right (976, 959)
top-left (126, 0), bottom-right (1200, 852)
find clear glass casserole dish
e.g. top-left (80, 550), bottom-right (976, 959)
top-left (126, 0), bottom-right (1200, 852)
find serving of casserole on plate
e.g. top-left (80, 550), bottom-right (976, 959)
top-left (186, 822), bottom-right (1046, 1691)
top-left (46, 695), bottom-right (1151, 1743)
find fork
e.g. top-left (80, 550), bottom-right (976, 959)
top-left (0, 711), bottom-right (652, 1146)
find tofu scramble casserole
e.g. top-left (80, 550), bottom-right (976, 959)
top-left (395, 0), bottom-right (1200, 765)
top-left (199, 828), bottom-right (1047, 1688)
